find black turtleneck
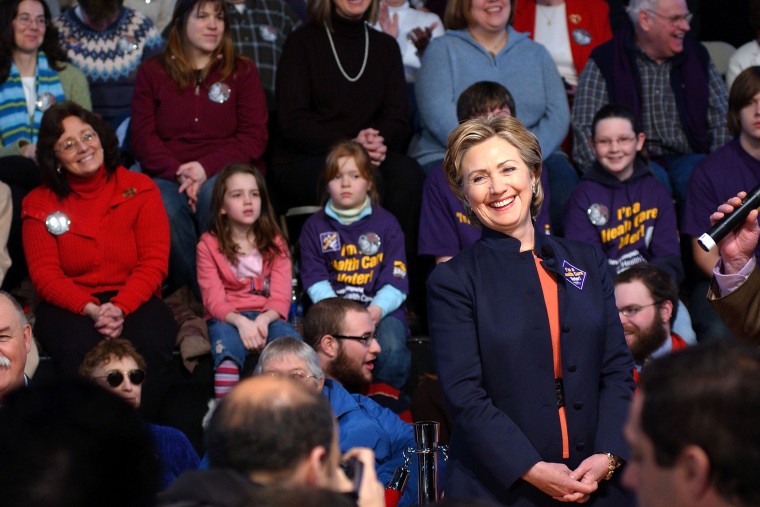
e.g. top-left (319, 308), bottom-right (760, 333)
top-left (275, 8), bottom-right (410, 157)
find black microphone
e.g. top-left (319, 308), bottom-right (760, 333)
top-left (698, 182), bottom-right (760, 252)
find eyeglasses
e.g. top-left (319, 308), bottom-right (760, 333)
top-left (15, 14), bottom-right (48, 27)
top-left (333, 334), bottom-right (375, 347)
top-left (594, 136), bottom-right (637, 148)
top-left (646, 9), bottom-right (693, 25)
top-left (617, 302), bottom-right (661, 318)
top-left (54, 130), bottom-right (98, 153)
top-left (96, 369), bottom-right (146, 388)
top-left (262, 371), bottom-right (319, 383)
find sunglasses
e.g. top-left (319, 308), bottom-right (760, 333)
top-left (96, 369), bottom-right (146, 388)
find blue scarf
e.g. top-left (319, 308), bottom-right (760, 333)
top-left (0, 51), bottom-right (65, 146)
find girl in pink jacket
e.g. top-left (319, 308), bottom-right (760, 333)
top-left (197, 164), bottom-right (299, 399)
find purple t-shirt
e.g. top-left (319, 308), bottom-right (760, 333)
top-left (564, 161), bottom-right (682, 281)
top-left (418, 164), bottom-right (552, 258)
top-left (299, 206), bottom-right (409, 323)
top-left (683, 138), bottom-right (760, 260)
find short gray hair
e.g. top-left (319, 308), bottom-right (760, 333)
top-left (253, 337), bottom-right (324, 380)
top-left (0, 291), bottom-right (28, 328)
top-left (627, 0), bottom-right (658, 24)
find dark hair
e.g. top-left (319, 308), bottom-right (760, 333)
top-left (0, 379), bottom-right (160, 507)
top-left (36, 101), bottom-right (120, 198)
top-left (79, 338), bottom-right (147, 378)
top-left (0, 0), bottom-right (67, 83)
top-left (728, 66), bottom-right (760, 137)
top-left (78, 0), bottom-right (123, 25)
top-left (307, 0), bottom-right (379, 30)
top-left (639, 342), bottom-right (760, 505)
top-left (303, 297), bottom-right (368, 351)
top-left (209, 164), bottom-right (286, 264)
top-left (614, 263), bottom-right (679, 324)
top-left (240, 485), bottom-right (356, 507)
top-left (444, 0), bottom-right (513, 31)
top-left (590, 103), bottom-right (643, 139)
top-left (206, 377), bottom-right (335, 477)
top-left (321, 141), bottom-right (380, 205)
top-left (443, 115), bottom-right (544, 223)
top-left (751, 0), bottom-right (760, 32)
top-left (163, 0), bottom-right (237, 90)
top-left (456, 81), bottom-right (516, 122)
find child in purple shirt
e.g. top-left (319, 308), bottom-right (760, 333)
top-left (299, 141), bottom-right (411, 390)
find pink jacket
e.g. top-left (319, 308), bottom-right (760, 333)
top-left (196, 232), bottom-right (292, 321)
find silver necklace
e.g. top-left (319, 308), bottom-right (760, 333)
top-left (324, 21), bottom-right (369, 83)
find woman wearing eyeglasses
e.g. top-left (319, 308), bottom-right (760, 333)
top-left (427, 115), bottom-right (635, 505)
top-left (0, 0), bottom-right (91, 291)
top-left (21, 101), bottom-right (176, 420)
top-left (80, 339), bottom-right (200, 490)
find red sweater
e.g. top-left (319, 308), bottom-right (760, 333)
top-left (513, 0), bottom-right (612, 75)
top-left (131, 56), bottom-right (268, 180)
top-left (22, 166), bottom-right (170, 315)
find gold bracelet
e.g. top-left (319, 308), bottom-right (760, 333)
top-left (605, 453), bottom-right (622, 480)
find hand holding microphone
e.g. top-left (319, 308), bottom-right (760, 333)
top-left (699, 184), bottom-right (760, 252)
top-left (702, 188), bottom-right (760, 275)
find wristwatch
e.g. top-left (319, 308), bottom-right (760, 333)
top-left (604, 453), bottom-right (622, 480)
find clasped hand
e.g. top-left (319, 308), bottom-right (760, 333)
top-left (176, 161), bottom-right (208, 212)
top-left (235, 315), bottom-right (269, 352)
top-left (522, 454), bottom-right (610, 503)
top-left (354, 128), bottom-right (387, 166)
top-left (84, 302), bottom-right (125, 339)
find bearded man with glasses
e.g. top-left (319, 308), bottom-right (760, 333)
top-left (613, 264), bottom-right (689, 383)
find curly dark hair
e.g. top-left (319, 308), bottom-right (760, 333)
top-left (36, 101), bottom-right (120, 198)
top-left (0, 0), bottom-right (68, 83)
top-left (79, 339), bottom-right (147, 378)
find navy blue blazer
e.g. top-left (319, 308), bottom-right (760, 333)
top-left (427, 227), bottom-right (635, 506)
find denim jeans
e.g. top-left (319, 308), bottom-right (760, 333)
top-left (153, 176), bottom-right (217, 297)
top-left (373, 315), bottom-right (412, 390)
top-left (208, 311), bottom-right (303, 368)
top-left (651, 153), bottom-right (705, 220)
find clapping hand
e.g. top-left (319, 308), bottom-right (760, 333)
top-left (408, 23), bottom-right (438, 56)
top-left (378, 0), bottom-right (399, 38)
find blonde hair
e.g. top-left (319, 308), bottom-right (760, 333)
top-left (442, 115), bottom-right (543, 223)
top-left (321, 141), bottom-right (380, 205)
